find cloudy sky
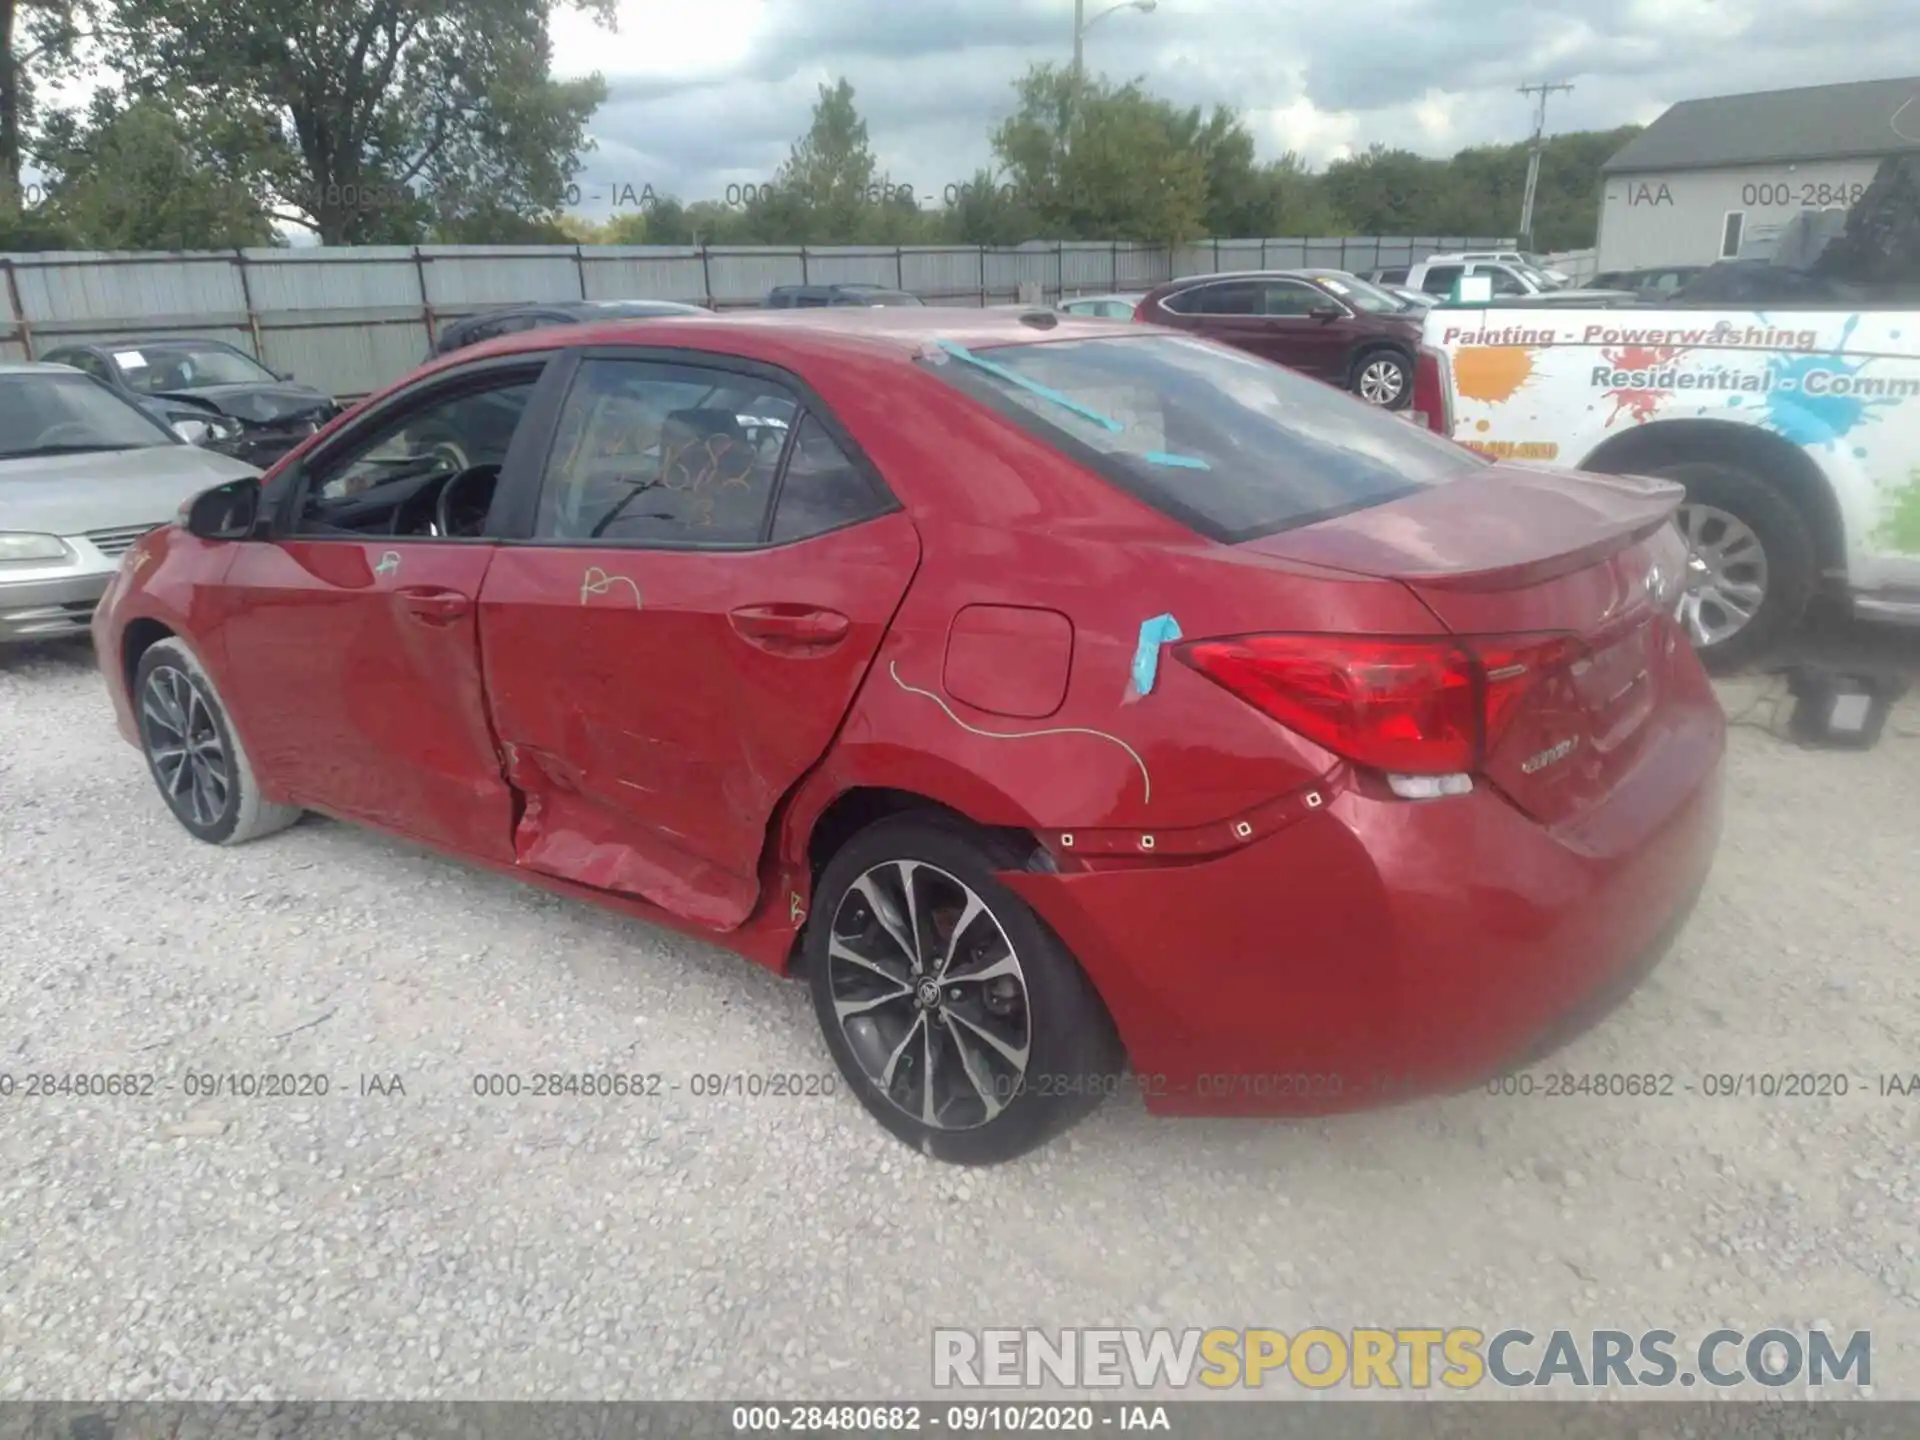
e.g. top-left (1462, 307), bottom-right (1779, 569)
top-left (554, 0), bottom-right (1918, 219)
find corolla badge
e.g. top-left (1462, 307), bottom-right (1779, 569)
top-left (1520, 736), bottom-right (1580, 774)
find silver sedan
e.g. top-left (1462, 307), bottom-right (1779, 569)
top-left (0, 362), bottom-right (261, 643)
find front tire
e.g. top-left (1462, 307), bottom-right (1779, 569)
top-left (134, 637), bottom-right (302, 845)
top-left (806, 814), bottom-right (1123, 1165)
top-left (1644, 460), bottom-right (1817, 671)
top-left (1351, 348), bottom-right (1412, 410)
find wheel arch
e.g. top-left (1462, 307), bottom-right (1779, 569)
top-left (120, 616), bottom-right (177, 696)
top-left (803, 784), bottom-right (1052, 893)
top-left (1579, 419), bottom-right (1845, 576)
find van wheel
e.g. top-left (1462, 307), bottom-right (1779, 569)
top-left (1351, 349), bottom-right (1411, 409)
top-left (1647, 461), bottom-right (1816, 671)
top-left (806, 813), bottom-right (1123, 1165)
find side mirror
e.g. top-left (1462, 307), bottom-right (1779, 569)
top-left (181, 476), bottom-right (261, 541)
top-left (1308, 303), bottom-right (1344, 321)
top-left (274, 368), bottom-right (295, 382)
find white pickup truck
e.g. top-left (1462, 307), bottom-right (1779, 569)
top-left (1414, 304), bottom-right (1920, 667)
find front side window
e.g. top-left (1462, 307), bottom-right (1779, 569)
top-left (921, 333), bottom-right (1485, 543)
top-left (114, 344), bottom-right (277, 394)
top-left (535, 359), bottom-right (795, 544)
top-left (0, 373), bottom-right (177, 459)
top-left (300, 376), bottom-right (538, 519)
top-left (1486, 267), bottom-right (1531, 297)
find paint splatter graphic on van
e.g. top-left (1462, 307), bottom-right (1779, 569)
top-left (1600, 345), bottom-right (1692, 427)
top-left (1756, 315), bottom-right (1902, 449)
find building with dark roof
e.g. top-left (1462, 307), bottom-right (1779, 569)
top-left (1595, 76), bottom-right (1920, 271)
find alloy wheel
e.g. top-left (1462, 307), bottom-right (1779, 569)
top-left (1677, 502), bottom-right (1769, 649)
top-left (1357, 357), bottom-right (1406, 406)
top-left (826, 860), bottom-right (1031, 1131)
top-left (140, 665), bottom-right (230, 828)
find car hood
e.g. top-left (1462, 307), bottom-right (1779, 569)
top-left (0, 444), bottom-right (261, 536)
top-left (147, 382), bottom-right (336, 425)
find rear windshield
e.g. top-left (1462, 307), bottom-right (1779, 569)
top-left (918, 333), bottom-right (1485, 542)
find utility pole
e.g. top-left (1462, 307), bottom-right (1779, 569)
top-left (1517, 81), bottom-right (1574, 249)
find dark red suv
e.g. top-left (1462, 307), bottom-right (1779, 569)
top-left (1134, 269), bottom-right (1426, 409)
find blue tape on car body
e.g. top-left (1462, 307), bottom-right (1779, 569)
top-left (1131, 613), bottom-right (1183, 696)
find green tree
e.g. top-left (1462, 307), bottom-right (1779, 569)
top-left (0, 0), bottom-right (90, 203)
top-left (992, 65), bottom-right (1208, 246)
top-left (747, 77), bottom-right (877, 244)
top-left (37, 91), bottom-right (272, 247)
top-left (91, 0), bottom-right (612, 244)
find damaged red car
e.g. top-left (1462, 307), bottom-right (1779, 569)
top-left (92, 308), bottom-right (1725, 1164)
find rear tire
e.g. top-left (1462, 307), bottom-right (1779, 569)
top-left (1639, 460), bottom-right (1817, 672)
top-left (1351, 348), bottom-right (1412, 410)
top-left (134, 637), bottom-right (302, 845)
top-left (806, 813), bottom-right (1124, 1165)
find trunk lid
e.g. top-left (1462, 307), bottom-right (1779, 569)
top-left (1246, 463), bottom-right (1692, 824)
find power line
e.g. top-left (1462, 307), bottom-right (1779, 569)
top-left (1517, 80), bottom-right (1574, 248)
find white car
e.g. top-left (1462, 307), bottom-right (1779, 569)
top-left (1449, 250), bottom-right (1574, 287)
top-left (1405, 258), bottom-right (1635, 305)
top-left (1057, 293), bottom-right (1146, 319)
top-left (0, 362), bottom-right (261, 643)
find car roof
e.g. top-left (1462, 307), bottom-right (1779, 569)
top-left (84, 336), bottom-right (247, 352)
top-left (421, 305), bottom-right (1144, 376)
top-left (1153, 269), bottom-right (1344, 288)
top-left (0, 359), bottom-right (85, 374)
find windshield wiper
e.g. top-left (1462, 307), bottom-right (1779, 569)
top-left (0, 442), bottom-right (157, 459)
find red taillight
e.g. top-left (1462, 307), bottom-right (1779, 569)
top-left (1176, 632), bottom-right (1574, 776)
top-left (1132, 300), bottom-right (1151, 322)
top-left (1408, 345), bottom-right (1453, 436)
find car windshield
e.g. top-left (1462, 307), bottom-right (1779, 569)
top-left (0, 372), bottom-right (176, 459)
top-left (115, 344), bottom-right (278, 393)
top-left (851, 290), bottom-right (922, 306)
top-left (1514, 263), bottom-right (1556, 288)
top-left (1314, 273), bottom-right (1414, 314)
top-left (920, 332), bottom-right (1485, 543)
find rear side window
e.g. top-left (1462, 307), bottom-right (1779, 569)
top-left (919, 334), bottom-right (1485, 543)
top-left (1421, 265), bottom-right (1463, 295)
top-left (770, 415), bottom-right (887, 541)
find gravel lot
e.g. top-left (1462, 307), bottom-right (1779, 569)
top-left (3, 623), bottom-right (1918, 1403)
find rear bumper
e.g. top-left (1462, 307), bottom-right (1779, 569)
top-left (1003, 695), bottom-right (1725, 1116)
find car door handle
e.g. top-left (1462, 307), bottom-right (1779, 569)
top-left (395, 586), bottom-right (471, 625)
top-left (728, 604), bottom-right (851, 652)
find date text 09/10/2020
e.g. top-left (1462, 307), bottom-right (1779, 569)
top-left (4, 1070), bottom-right (1918, 1104)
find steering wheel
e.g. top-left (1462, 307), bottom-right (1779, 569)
top-left (435, 463), bottom-right (500, 538)
top-left (32, 421), bottom-right (97, 447)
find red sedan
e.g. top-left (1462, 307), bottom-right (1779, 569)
top-left (92, 309), bottom-right (1725, 1164)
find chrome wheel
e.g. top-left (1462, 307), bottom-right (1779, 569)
top-left (1677, 502), bottom-right (1769, 649)
top-left (140, 665), bottom-right (230, 828)
top-left (826, 860), bottom-right (1031, 1131)
top-left (1357, 356), bottom-right (1407, 406)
